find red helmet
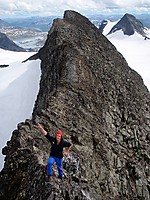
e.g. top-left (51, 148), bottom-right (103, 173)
top-left (56, 130), bottom-right (63, 136)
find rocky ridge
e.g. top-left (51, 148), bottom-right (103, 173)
top-left (0, 10), bottom-right (150, 200)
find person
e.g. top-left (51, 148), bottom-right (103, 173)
top-left (38, 123), bottom-right (72, 179)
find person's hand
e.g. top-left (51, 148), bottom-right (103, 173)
top-left (37, 123), bottom-right (47, 136)
top-left (37, 123), bottom-right (43, 130)
top-left (63, 145), bottom-right (72, 157)
top-left (63, 152), bottom-right (68, 157)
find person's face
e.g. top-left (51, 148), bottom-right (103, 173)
top-left (56, 134), bottom-right (61, 143)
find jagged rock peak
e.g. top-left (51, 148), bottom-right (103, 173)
top-left (108, 13), bottom-right (146, 37)
top-left (99, 19), bottom-right (109, 33)
top-left (0, 10), bottom-right (150, 200)
top-left (48, 10), bottom-right (93, 30)
top-left (64, 10), bottom-right (96, 28)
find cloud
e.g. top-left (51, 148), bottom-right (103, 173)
top-left (0, 0), bottom-right (149, 18)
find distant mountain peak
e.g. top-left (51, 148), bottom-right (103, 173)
top-left (0, 31), bottom-right (25, 52)
top-left (107, 13), bottom-right (147, 37)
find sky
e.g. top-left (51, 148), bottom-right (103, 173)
top-left (0, 0), bottom-right (150, 18)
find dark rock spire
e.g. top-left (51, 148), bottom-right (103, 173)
top-left (107, 13), bottom-right (147, 37)
top-left (0, 10), bottom-right (149, 200)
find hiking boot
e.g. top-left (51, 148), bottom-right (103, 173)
top-left (58, 175), bottom-right (63, 180)
top-left (48, 175), bottom-right (52, 180)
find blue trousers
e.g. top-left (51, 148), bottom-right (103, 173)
top-left (47, 156), bottom-right (63, 177)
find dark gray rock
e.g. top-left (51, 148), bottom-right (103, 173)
top-left (0, 64), bottom-right (9, 68)
top-left (99, 19), bottom-right (109, 33)
top-left (0, 10), bottom-right (150, 200)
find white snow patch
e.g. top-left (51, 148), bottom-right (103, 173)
top-left (0, 49), bottom-right (41, 170)
top-left (103, 20), bottom-right (118, 35)
top-left (107, 32), bottom-right (150, 90)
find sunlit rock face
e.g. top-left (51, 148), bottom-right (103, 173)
top-left (0, 10), bottom-right (149, 200)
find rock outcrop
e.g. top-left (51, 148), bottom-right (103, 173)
top-left (99, 19), bottom-right (109, 33)
top-left (107, 13), bottom-right (147, 37)
top-left (0, 10), bottom-right (150, 200)
top-left (0, 31), bottom-right (25, 52)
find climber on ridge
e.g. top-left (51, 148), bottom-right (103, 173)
top-left (38, 123), bottom-right (72, 179)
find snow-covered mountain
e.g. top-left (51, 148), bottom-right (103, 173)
top-left (0, 17), bottom-right (48, 52)
top-left (0, 10), bottom-right (149, 199)
top-left (108, 13), bottom-right (149, 37)
top-left (99, 13), bottom-right (150, 39)
top-left (0, 13), bottom-right (150, 171)
top-left (0, 27), bottom-right (47, 52)
top-left (99, 14), bottom-right (150, 91)
top-left (0, 31), bottom-right (26, 52)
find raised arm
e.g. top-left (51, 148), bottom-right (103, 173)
top-left (37, 123), bottom-right (47, 136)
